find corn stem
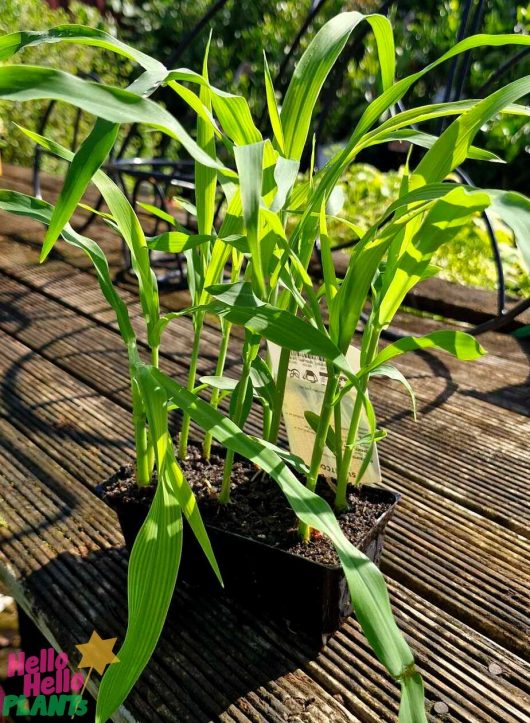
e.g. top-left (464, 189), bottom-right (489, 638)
top-left (267, 346), bottom-right (290, 444)
top-left (178, 311), bottom-right (205, 459)
top-left (334, 379), bottom-right (366, 511)
top-left (299, 366), bottom-right (338, 541)
top-left (202, 319), bottom-right (232, 460)
top-left (219, 347), bottom-right (254, 504)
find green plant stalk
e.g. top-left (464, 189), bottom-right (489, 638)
top-left (132, 381), bottom-right (152, 487)
top-left (299, 366), bottom-right (339, 541)
top-left (262, 403), bottom-right (272, 440)
top-left (335, 328), bottom-right (381, 509)
top-left (333, 399), bottom-right (343, 483)
top-left (267, 345), bottom-right (290, 443)
top-left (334, 379), bottom-right (367, 511)
top-left (219, 348), bottom-right (254, 504)
top-left (178, 311), bottom-right (205, 458)
top-left (202, 318), bottom-right (232, 459)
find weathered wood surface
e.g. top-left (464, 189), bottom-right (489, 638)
top-left (0, 164), bottom-right (529, 721)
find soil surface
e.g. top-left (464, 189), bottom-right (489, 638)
top-left (100, 446), bottom-right (396, 566)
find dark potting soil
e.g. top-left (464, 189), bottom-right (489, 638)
top-left (101, 446), bottom-right (393, 566)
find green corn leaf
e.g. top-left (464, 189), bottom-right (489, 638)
top-left (195, 36), bottom-right (218, 237)
top-left (17, 127), bottom-right (160, 346)
top-left (400, 672), bottom-right (427, 723)
top-left (41, 63), bottom-right (169, 254)
top-left (250, 356), bottom-right (276, 409)
top-left (199, 375), bottom-right (237, 391)
top-left (366, 331), bottom-right (486, 373)
top-left (148, 231), bottom-right (248, 255)
top-left (234, 142), bottom-right (266, 295)
top-left (152, 367), bottom-right (425, 721)
top-left (280, 12), bottom-right (395, 160)
top-left (0, 66), bottom-right (225, 171)
top-left (370, 364), bottom-right (417, 420)
top-left (137, 202), bottom-right (179, 227)
top-left (376, 187), bottom-right (491, 328)
top-left (229, 377), bottom-right (254, 429)
top-left (96, 372), bottom-right (183, 723)
top-left (0, 24), bottom-right (165, 75)
top-left (363, 128), bottom-right (503, 162)
top-left (169, 81), bottom-right (221, 140)
top-left (43, 120), bottom-right (119, 254)
top-left (271, 157), bottom-right (300, 212)
top-left (363, 99), bottom-right (530, 146)
top-left (212, 88), bottom-right (263, 145)
top-left (139, 369), bottom-right (222, 585)
top-left (263, 51), bottom-right (285, 153)
top-left (147, 231), bottom-right (218, 253)
top-left (165, 68), bottom-right (261, 145)
top-left (414, 76), bottom-right (530, 185)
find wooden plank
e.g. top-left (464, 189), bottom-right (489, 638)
top-left (1, 268), bottom-right (528, 539)
top-left (1, 417), bottom-right (529, 722)
top-left (0, 327), bottom-right (529, 663)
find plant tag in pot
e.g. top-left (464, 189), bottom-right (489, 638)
top-left (268, 344), bottom-right (381, 485)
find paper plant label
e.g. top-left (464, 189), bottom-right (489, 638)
top-left (268, 344), bottom-right (381, 485)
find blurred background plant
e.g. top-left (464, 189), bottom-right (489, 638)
top-left (1, 0), bottom-right (529, 296)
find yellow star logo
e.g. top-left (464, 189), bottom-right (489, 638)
top-left (75, 631), bottom-right (120, 676)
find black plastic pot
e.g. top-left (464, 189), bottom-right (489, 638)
top-left (102, 477), bottom-right (400, 644)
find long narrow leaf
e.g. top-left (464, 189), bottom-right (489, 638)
top-left (0, 24), bottom-right (165, 74)
top-left (280, 12), bottom-right (395, 160)
top-left (152, 367), bottom-right (426, 721)
top-left (366, 331), bottom-right (486, 372)
top-left (96, 371), bottom-right (183, 723)
top-left (0, 66), bottom-right (225, 171)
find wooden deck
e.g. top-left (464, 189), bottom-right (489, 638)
top-left (0, 165), bottom-right (529, 722)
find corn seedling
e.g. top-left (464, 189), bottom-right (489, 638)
top-left (1, 14), bottom-right (530, 723)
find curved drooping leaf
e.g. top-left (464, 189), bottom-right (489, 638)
top-left (0, 190), bottom-right (136, 347)
top-left (361, 99), bottom-right (530, 152)
top-left (16, 126), bottom-right (161, 346)
top-left (43, 120), bottom-right (119, 252)
top-left (0, 24), bottom-right (165, 74)
top-left (43, 63), bottom-right (171, 255)
top-left (96, 371), bottom-right (183, 723)
top-left (363, 128), bottom-right (503, 162)
top-left (366, 331), bottom-right (486, 373)
top-left (370, 364), bottom-right (417, 420)
top-left (152, 367), bottom-right (426, 721)
top-left (0, 66), bottom-right (224, 171)
top-left (487, 189), bottom-right (530, 274)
